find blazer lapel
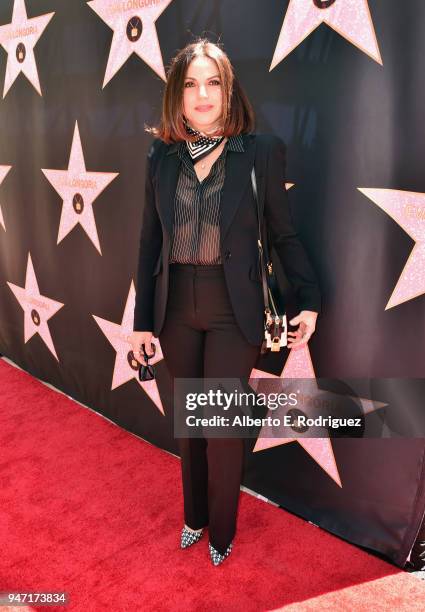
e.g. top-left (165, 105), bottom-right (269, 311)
top-left (220, 134), bottom-right (256, 242)
top-left (156, 133), bottom-right (257, 242)
top-left (156, 149), bottom-right (181, 238)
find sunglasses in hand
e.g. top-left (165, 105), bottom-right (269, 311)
top-left (138, 342), bottom-right (156, 382)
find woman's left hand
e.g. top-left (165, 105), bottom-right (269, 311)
top-left (287, 310), bottom-right (318, 348)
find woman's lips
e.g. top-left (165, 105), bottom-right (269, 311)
top-left (195, 105), bottom-right (213, 112)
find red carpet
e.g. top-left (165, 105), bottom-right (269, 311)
top-left (0, 357), bottom-right (424, 611)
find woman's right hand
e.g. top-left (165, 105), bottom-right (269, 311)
top-left (128, 331), bottom-right (154, 365)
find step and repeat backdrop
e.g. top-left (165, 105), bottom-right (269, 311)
top-left (0, 0), bottom-right (424, 567)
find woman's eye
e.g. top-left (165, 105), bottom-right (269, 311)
top-left (184, 80), bottom-right (220, 88)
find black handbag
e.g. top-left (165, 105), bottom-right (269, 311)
top-left (250, 167), bottom-right (287, 353)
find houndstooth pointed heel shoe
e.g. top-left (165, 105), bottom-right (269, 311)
top-left (209, 541), bottom-right (233, 566)
top-left (180, 526), bottom-right (204, 549)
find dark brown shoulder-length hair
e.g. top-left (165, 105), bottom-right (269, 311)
top-left (145, 37), bottom-right (255, 144)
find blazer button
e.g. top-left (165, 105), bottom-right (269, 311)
top-left (224, 250), bottom-right (231, 260)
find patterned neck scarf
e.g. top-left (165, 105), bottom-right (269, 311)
top-left (183, 118), bottom-right (225, 163)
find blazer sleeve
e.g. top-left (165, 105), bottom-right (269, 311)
top-left (264, 135), bottom-right (322, 314)
top-left (133, 141), bottom-right (163, 331)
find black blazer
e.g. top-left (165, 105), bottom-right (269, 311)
top-left (133, 133), bottom-right (321, 346)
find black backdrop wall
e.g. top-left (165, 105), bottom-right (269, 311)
top-left (0, 0), bottom-right (424, 567)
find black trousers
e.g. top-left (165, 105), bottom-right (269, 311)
top-left (158, 263), bottom-right (262, 555)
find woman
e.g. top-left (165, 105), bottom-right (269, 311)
top-left (128, 38), bottom-right (321, 566)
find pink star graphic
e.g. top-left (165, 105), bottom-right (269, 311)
top-left (7, 252), bottom-right (64, 361)
top-left (0, 0), bottom-right (54, 97)
top-left (250, 347), bottom-right (342, 485)
top-left (93, 281), bottom-right (165, 414)
top-left (87, 0), bottom-right (174, 87)
top-left (271, 0), bottom-right (382, 71)
top-left (41, 121), bottom-right (119, 254)
top-left (249, 347), bottom-right (386, 486)
top-left (359, 187), bottom-right (425, 309)
top-left (0, 165), bottom-right (12, 231)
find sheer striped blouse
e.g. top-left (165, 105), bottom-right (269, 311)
top-left (168, 134), bottom-right (245, 265)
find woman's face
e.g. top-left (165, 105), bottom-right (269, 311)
top-left (182, 55), bottom-right (223, 135)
